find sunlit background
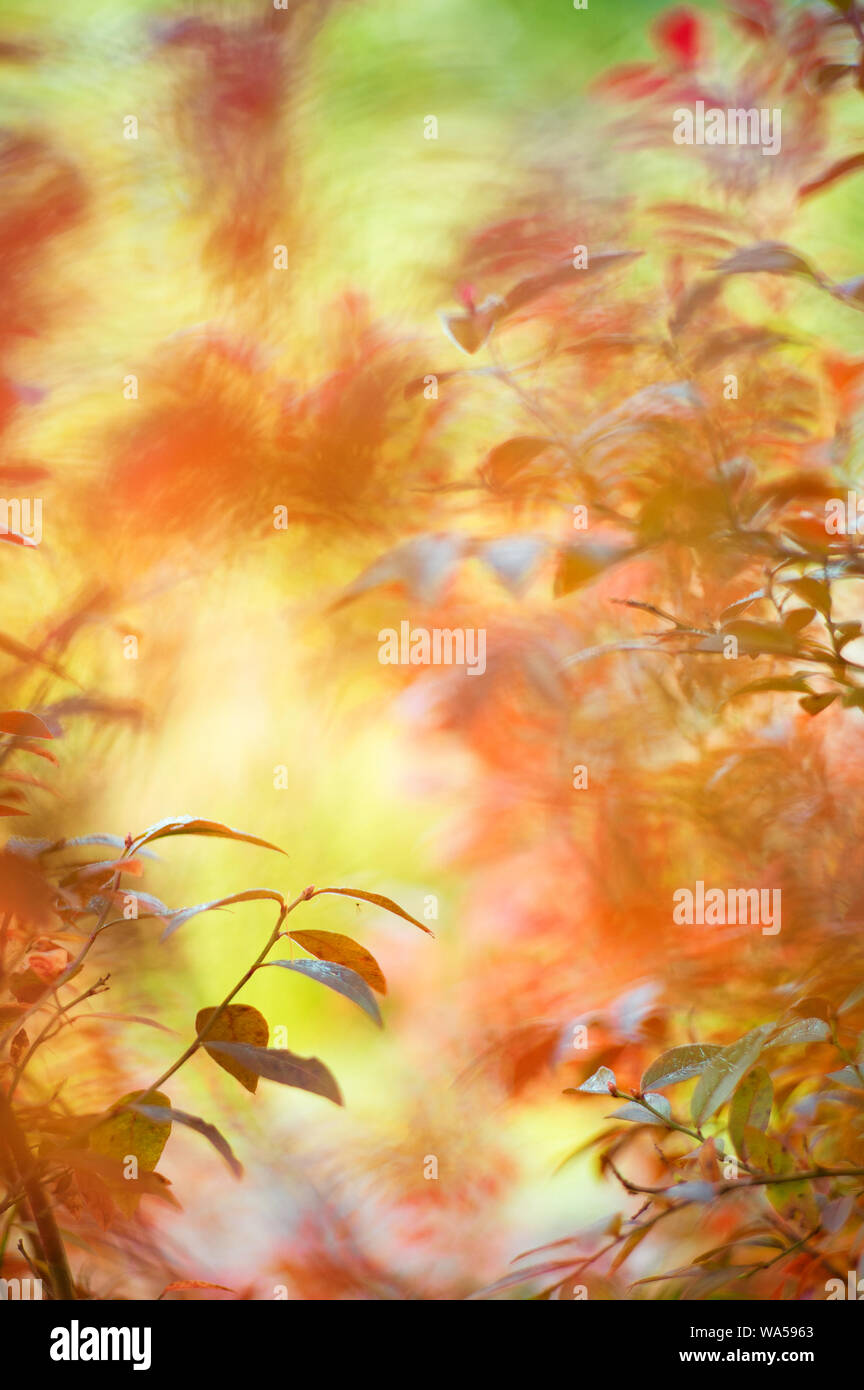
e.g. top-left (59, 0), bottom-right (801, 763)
top-left (4, 0), bottom-right (864, 1298)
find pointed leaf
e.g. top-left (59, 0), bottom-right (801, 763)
top-left (89, 1090), bottom-right (171, 1216)
top-left (768, 1017), bottom-right (832, 1047)
top-left (263, 959), bottom-right (382, 1027)
top-left (569, 1065), bottom-right (616, 1094)
top-left (289, 929), bottom-right (386, 994)
top-left (728, 1067), bottom-right (773, 1158)
top-left (204, 1042), bottom-right (343, 1106)
top-left (0, 710), bottom-right (53, 739)
top-left (313, 887), bottom-right (433, 935)
top-left (161, 889), bottom-right (286, 941)
top-left (641, 1044), bottom-right (722, 1091)
top-left (128, 1103), bottom-right (242, 1178)
top-left (129, 817), bottom-right (285, 856)
top-left (691, 1025), bottom-right (775, 1126)
top-left (609, 1093), bottom-right (672, 1125)
top-left (196, 1005), bottom-right (269, 1093)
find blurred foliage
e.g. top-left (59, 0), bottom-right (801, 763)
top-left (3, 0), bottom-right (864, 1301)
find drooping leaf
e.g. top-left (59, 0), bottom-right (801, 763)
top-left (480, 437), bottom-right (552, 488)
top-left (289, 929), bottom-right (387, 994)
top-left (728, 1067), bottom-right (773, 1157)
top-left (161, 889), bottom-right (286, 941)
top-left (553, 541), bottom-right (633, 597)
top-left (0, 710), bottom-right (54, 739)
top-left (641, 1044), bottom-right (722, 1091)
top-left (727, 675), bottom-right (813, 700)
top-left (609, 1093), bottom-right (672, 1125)
top-left (799, 693), bottom-right (838, 716)
top-left (262, 959), bottom-right (383, 1027)
top-left (204, 1042), bottom-right (343, 1106)
top-left (158, 1281), bottom-right (237, 1299)
top-left (439, 296), bottom-right (503, 354)
top-left (196, 1004), bottom-right (269, 1093)
top-left (500, 250), bottom-right (642, 317)
top-left (129, 817), bottom-right (285, 857)
top-left (0, 631), bottom-right (72, 681)
top-left (312, 887), bottom-right (433, 935)
top-left (716, 243), bottom-right (824, 285)
top-left (800, 154), bottom-right (864, 201)
top-left (128, 1103), bottom-right (243, 1178)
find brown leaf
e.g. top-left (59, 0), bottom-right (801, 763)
top-left (203, 1041), bottom-right (343, 1105)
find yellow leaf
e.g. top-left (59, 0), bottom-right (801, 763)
top-left (197, 1004), bottom-right (269, 1093)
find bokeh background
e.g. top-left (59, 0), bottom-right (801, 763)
top-left (4, 0), bottom-right (864, 1298)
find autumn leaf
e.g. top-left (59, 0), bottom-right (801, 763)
top-left (289, 929), bottom-right (387, 994)
top-left (203, 1041), bottom-right (343, 1105)
top-left (0, 709), bottom-right (54, 739)
top-left (196, 1004), bottom-right (269, 1093)
top-left (129, 816), bottom-right (285, 857)
top-left (89, 1090), bottom-right (172, 1217)
top-left (262, 958), bottom-right (383, 1027)
top-left (128, 1103), bottom-right (243, 1178)
top-left (312, 886), bottom-right (433, 935)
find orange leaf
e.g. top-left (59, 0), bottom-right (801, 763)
top-left (197, 1004), bottom-right (269, 1093)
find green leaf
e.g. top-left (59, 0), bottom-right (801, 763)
top-left (204, 1042), bottom-right (343, 1106)
top-left (728, 1067), bottom-right (773, 1157)
top-left (262, 959), bottom-right (383, 1027)
top-left (196, 1004), bottom-right (269, 1093)
top-left (641, 1044), bottom-right (722, 1091)
top-left (313, 887), bottom-right (433, 935)
top-left (691, 1025), bottom-right (775, 1127)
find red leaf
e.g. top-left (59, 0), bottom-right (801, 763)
top-left (158, 1281), bottom-right (237, 1299)
top-left (0, 710), bottom-right (54, 739)
top-left (653, 7), bottom-right (703, 68)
